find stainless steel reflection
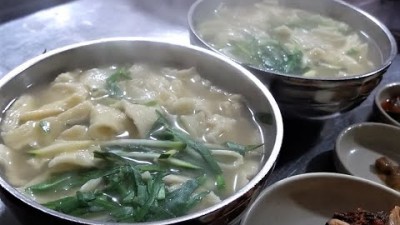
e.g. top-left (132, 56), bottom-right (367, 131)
top-left (0, 38), bottom-right (283, 225)
top-left (188, 0), bottom-right (398, 119)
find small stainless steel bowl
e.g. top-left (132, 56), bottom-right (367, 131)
top-left (0, 38), bottom-right (283, 225)
top-left (188, 0), bottom-right (398, 119)
top-left (374, 82), bottom-right (400, 127)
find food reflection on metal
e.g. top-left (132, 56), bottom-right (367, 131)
top-left (375, 156), bottom-right (400, 190)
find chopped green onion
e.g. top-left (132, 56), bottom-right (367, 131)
top-left (38, 120), bottom-right (51, 133)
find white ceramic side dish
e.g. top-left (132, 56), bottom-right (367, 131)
top-left (374, 82), bottom-right (400, 127)
top-left (240, 173), bottom-right (400, 225)
top-left (335, 122), bottom-right (400, 185)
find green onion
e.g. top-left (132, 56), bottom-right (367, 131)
top-left (106, 67), bottom-right (131, 99)
top-left (36, 164), bottom-right (208, 222)
top-left (101, 139), bottom-right (186, 151)
top-left (38, 120), bottom-right (51, 133)
top-left (150, 110), bottom-right (225, 189)
top-left (224, 141), bottom-right (263, 156)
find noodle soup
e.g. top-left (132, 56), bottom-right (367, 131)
top-left (0, 63), bottom-right (264, 222)
top-left (196, 0), bottom-right (381, 78)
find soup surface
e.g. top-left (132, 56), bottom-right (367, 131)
top-left (197, 0), bottom-right (379, 78)
top-left (0, 64), bottom-right (263, 222)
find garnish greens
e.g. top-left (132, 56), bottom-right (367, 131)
top-left (148, 111), bottom-right (226, 189)
top-left (229, 37), bottom-right (308, 75)
top-left (35, 165), bottom-right (208, 222)
top-left (26, 111), bottom-right (263, 222)
top-left (38, 120), bottom-right (51, 133)
top-left (346, 48), bottom-right (358, 57)
top-left (105, 67), bottom-right (131, 99)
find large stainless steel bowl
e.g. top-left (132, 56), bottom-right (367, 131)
top-left (0, 38), bottom-right (283, 225)
top-left (188, 0), bottom-right (398, 119)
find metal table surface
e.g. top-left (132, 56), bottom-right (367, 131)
top-left (0, 0), bottom-right (399, 224)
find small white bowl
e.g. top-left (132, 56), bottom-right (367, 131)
top-left (335, 122), bottom-right (400, 185)
top-left (240, 173), bottom-right (400, 225)
top-left (374, 82), bottom-right (400, 127)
